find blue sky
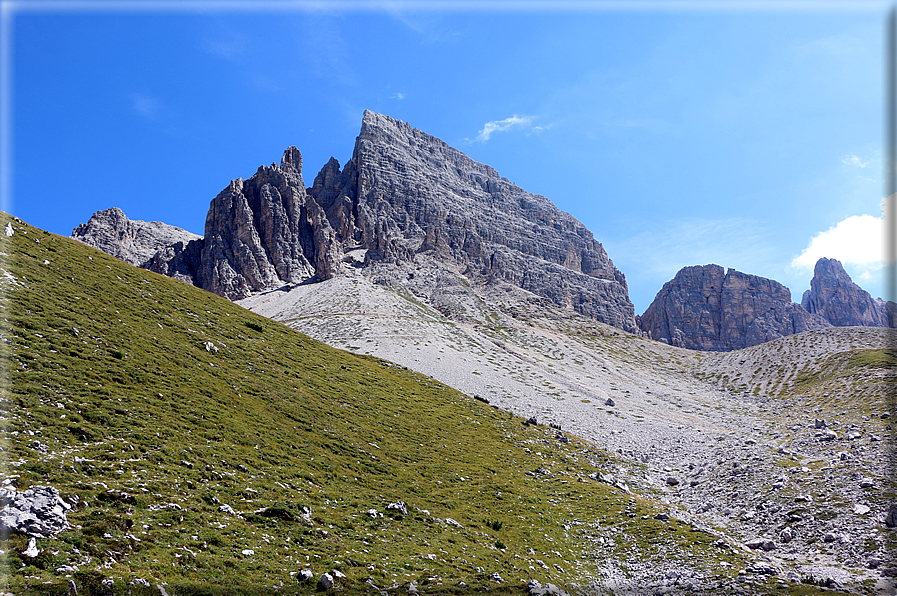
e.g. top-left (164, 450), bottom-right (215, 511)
top-left (4, 1), bottom-right (892, 313)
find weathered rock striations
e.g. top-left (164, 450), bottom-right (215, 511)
top-left (71, 207), bottom-right (200, 267)
top-left (145, 147), bottom-right (342, 299)
top-left (194, 146), bottom-right (341, 299)
top-left (78, 111), bottom-right (639, 332)
top-left (801, 257), bottom-right (895, 327)
top-left (638, 264), bottom-right (831, 351)
top-left (307, 111), bottom-right (639, 332)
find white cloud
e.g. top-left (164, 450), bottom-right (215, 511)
top-left (841, 154), bottom-right (870, 168)
top-left (130, 93), bottom-right (160, 119)
top-left (390, 92), bottom-right (406, 100)
top-left (474, 114), bottom-right (534, 142)
top-left (790, 214), bottom-right (883, 272)
top-left (202, 38), bottom-right (245, 61)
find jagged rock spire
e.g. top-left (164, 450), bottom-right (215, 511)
top-left (77, 113), bottom-right (641, 332)
top-left (801, 257), bottom-right (892, 327)
top-left (146, 147), bottom-right (343, 299)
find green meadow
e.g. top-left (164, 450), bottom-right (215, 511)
top-left (0, 213), bottom-right (816, 594)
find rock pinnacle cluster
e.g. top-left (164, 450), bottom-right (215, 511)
top-left (74, 110), bottom-right (640, 333)
top-left (72, 111), bottom-right (894, 350)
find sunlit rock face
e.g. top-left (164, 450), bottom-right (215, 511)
top-left (801, 257), bottom-right (894, 328)
top-left (75, 111), bottom-right (640, 332)
top-left (639, 264), bottom-right (831, 351)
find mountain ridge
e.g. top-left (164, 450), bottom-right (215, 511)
top-left (637, 259), bottom-right (897, 352)
top-left (72, 112), bottom-right (894, 354)
top-left (636, 264), bottom-right (833, 352)
top-left (4, 211), bottom-right (773, 595)
top-left (42, 110), bottom-right (897, 593)
top-left (73, 111), bottom-right (638, 334)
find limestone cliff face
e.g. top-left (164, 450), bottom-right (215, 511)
top-left (800, 257), bottom-right (894, 327)
top-left (71, 207), bottom-right (200, 267)
top-left (307, 111), bottom-right (639, 333)
top-left (196, 147), bottom-right (341, 299)
top-left (75, 111), bottom-right (639, 332)
top-left (145, 148), bottom-right (342, 300)
top-left (638, 265), bottom-right (831, 351)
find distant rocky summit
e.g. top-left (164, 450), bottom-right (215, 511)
top-left (78, 113), bottom-right (892, 347)
top-left (639, 259), bottom-right (896, 351)
top-left (638, 264), bottom-right (831, 351)
top-left (801, 257), bottom-right (896, 328)
top-left (72, 207), bottom-right (200, 267)
top-left (73, 111), bottom-right (639, 333)
top-left (306, 111), bottom-right (637, 332)
top-left (145, 146), bottom-right (342, 299)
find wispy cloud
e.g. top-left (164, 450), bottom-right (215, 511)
top-left (385, 7), bottom-right (465, 44)
top-left (791, 213), bottom-right (884, 273)
top-left (608, 217), bottom-right (776, 279)
top-left (473, 114), bottom-right (534, 142)
top-left (841, 153), bottom-right (870, 168)
top-left (605, 216), bottom-right (788, 312)
top-left (202, 38), bottom-right (245, 61)
top-left (198, 18), bottom-right (248, 62)
top-left (390, 92), bottom-right (406, 100)
top-left (297, 15), bottom-right (358, 88)
top-left (130, 93), bottom-right (161, 119)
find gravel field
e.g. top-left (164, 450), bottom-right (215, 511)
top-left (240, 262), bottom-right (897, 594)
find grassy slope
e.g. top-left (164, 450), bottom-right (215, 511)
top-left (0, 213), bottom-right (813, 595)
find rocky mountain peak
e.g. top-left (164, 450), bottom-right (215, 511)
top-left (312, 157), bottom-right (342, 192)
top-left (801, 257), bottom-right (891, 327)
top-left (154, 145), bottom-right (341, 300)
top-left (307, 111), bottom-right (639, 332)
top-left (74, 112), bottom-right (640, 332)
top-left (280, 145), bottom-right (303, 175)
top-left (71, 207), bottom-right (200, 267)
top-left (638, 264), bottom-right (831, 351)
